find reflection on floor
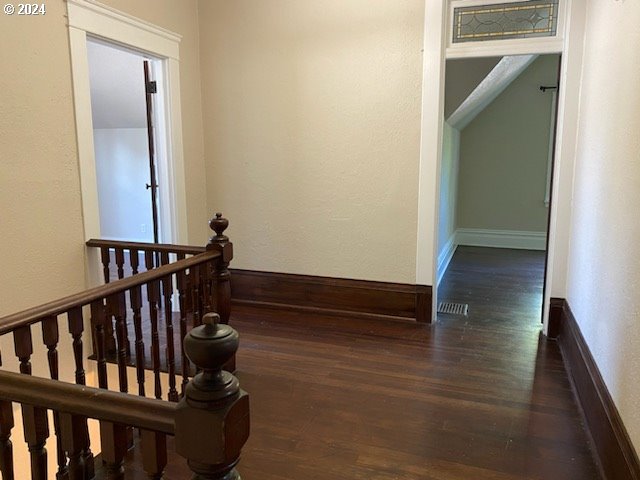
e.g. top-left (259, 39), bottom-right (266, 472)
top-left (225, 246), bottom-right (601, 479)
top-left (438, 246), bottom-right (545, 329)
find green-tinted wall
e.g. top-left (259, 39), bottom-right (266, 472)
top-left (457, 55), bottom-right (560, 232)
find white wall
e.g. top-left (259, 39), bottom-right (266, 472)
top-left (198, 0), bottom-right (425, 284)
top-left (94, 128), bottom-right (154, 242)
top-left (566, 0), bottom-right (640, 453)
top-left (436, 121), bottom-right (460, 282)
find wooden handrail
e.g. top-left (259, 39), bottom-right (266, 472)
top-left (0, 249), bottom-right (220, 335)
top-left (0, 370), bottom-right (176, 434)
top-left (86, 239), bottom-right (205, 255)
top-left (0, 213), bottom-right (241, 479)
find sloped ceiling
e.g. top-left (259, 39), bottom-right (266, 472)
top-left (87, 39), bottom-right (148, 129)
top-left (447, 55), bottom-right (538, 130)
top-left (444, 57), bottom-right (501, 119)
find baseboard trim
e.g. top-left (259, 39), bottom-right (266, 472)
top-left (456, 228), bottom-right (546, 250)
top-left (553, 297), bottom-right (640, 480)
top-left (230, 269), bottom-right (432, 323)
top-left (437, 234), bottom-right (457, 286)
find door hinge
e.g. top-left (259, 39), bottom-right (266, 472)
top-left (146, 81), bottom-right (157, 94)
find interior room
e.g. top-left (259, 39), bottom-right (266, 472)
top-left (437, 54), bottom-right (561, 331)
top-left (0, 1), bottom-right (638, 479)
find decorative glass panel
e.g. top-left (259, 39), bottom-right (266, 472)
top-left (453, 1), bottom-right (559, 43)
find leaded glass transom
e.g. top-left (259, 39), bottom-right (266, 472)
top-left (453, 0), bottom-right (559, 43)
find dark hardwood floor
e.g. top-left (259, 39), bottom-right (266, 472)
top-left (105, 246), bottom-right (602, 479)
top-left (231, 246), bottom-right (600, 479)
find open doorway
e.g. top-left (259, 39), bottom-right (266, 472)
top-left (87, 38), bottom-right (168, 244)
top-left (435, 54), bottom-right (561, 328)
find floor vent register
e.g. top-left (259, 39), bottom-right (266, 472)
top-left (437, 302), bottom-right (469, 316)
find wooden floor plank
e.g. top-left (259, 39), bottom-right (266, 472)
top-left (98, 246), bottom-right (601, 479)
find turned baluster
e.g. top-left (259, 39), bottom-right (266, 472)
top-left (175, 313), bottom-right (250, 480)
top-left (22, 405), bottom-right (49, 480)
top-left (99, 422), bottom-right (127, 478)
top-left (191, 265), bottom-right (203, 328)
top-left (59, 413), bottom-right (87, 480)
top-left (207, 213), bottom-right (233, 326)
top-left (0, 400), bottom-right (14, 480)
top-left (115, 249), bottom-right (132, 355)
top-left (100, 247), bottom-right (111, 284)
top-left (146, 251), bottom-right (163, 400)
top-left (141, 430), bottom-right (167, 479)
top-left (130, 285), bottom-right (147, 397)
top-left (108, 294), bottom-right (129, 394)
top-left (0, 353), bottom-right (14, 480)
top-left (90, 300), bottom-right (109, 389)
top-left (14, 326), bottom-right (49, 479)
top-left (109, 292), bottom-right (135, 450)
top-left (67, 308), bottom-right (86, 385)
top-left (42, 317), bottom-right (69, 480)
top-left (130, 248), bottom-right (140, 275)
top-left (161, 257), bottom-right (178, 401)
top-left (176, 258), bottom-right (191, 396)
top-left (42, 317), bottom-right (60, 380)
top-left (115, 248), bottom-right (125, 279)
top-left (66, 308), bottom-right (94, 477)
top-left (95, 296), bottom-right (128, 474)
top-left (130, 247), bottom-right (143, 371)
top-left (13, 326), bottom-right (32, 375)
top-left (97, 248), bottom-right (117, 354)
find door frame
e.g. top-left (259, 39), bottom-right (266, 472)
top-left (418, 0), bottom-right (588, 330)
top-left (67, 0), bottom-right (188, 286)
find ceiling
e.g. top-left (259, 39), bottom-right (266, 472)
top-left (87, 39), bottom-right (148, 129)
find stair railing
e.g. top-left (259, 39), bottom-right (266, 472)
top-left (0, 310), bottom-right (249, 479)
top-left (84, 212), bottom-right (235, 385)
top-left (0, 213), bottom-right (248, 479)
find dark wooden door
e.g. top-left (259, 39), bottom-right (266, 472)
top-left (143, 60), bottom-right (160, 247)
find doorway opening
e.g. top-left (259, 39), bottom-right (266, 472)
top-left (87, 38), bottom-right (169, 245)
top-left (435, 53), bottom-right (561, 329)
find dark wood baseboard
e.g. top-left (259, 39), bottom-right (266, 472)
top-left (547, 297), bottom-right (565, 339)
top-left (229, 269), bottom-right (432, 323)
top-left (553, 297), bottom-right (640, 480)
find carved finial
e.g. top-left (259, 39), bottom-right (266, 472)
top-left (209, 212), bottom-right (229, 245)
top-left (183, 311), bottom-right (238, 394)
top-left (202, 312), bottom-right (220, 327)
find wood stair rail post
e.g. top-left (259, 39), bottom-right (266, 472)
top-left (175, 313), bottom-right (250, 480)
top-left (207, 213), bottom-right (233, 326)
top-left (207, 213), bottom-right (235, 372)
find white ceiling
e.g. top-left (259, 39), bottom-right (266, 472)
top-left (87, 40), bottom-right (148, 129)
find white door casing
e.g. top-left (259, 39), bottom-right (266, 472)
top-left (419, 0), bottom-right (587, 328)
top-left (67, 0), bottom-right (187, 287)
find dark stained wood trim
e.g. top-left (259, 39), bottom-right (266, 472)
top-left (0, 370), bottom-right (176, 435)
top-left (86, 239), bottom-right (205, 256)
top-left (555, 298), bottom-right (640, 480)
top-left (547, 297), bottom-right (565, 339)
top-left (229, 269), bottom-right (432, 323)
top-left (415, 285), bottom-right (432, 324)
top-left (0, 250), bottom-right (220, 335)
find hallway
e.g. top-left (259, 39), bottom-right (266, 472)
top-left (226, 247), bottom-right (601, 479)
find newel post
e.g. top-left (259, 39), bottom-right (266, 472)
top-left (175, 313), bottom-right (250, 480)
top-left (207, 213), bottom-right (233, 326)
